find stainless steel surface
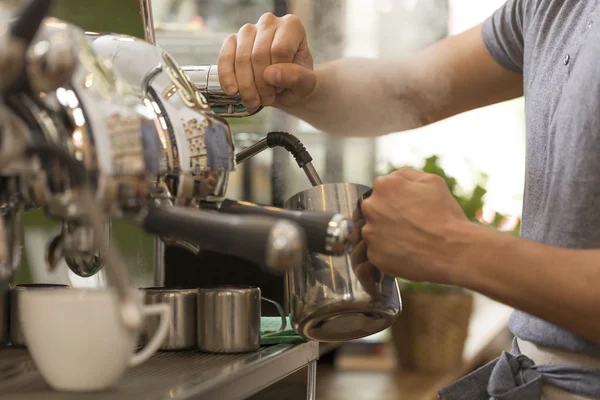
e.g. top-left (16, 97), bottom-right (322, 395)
top-left (234, 137), bottom-right (270, 165)
top-left (0, 8), bottom-right (155, 323)
top-left (151, 190), bottom-right (169, 287)
top-left (0, 26), bottom-right (25, 88)
top-left (12, 19), bottom-right (162, 220)
top-left (197, 286), bottom-right (285, 353)
top-left (306, 360), bottom-right (317, 400)
top-left (46, 220), bottom-right (110, 278)
top-left (141, 287), bottom-right (197, 351)
top-left (197, 286), bottom-right (261, 353)
top-left (285, 183), bottom-right (402, 342)
top-left (139, 0), bottom-right (156, 44)
top-left (0, 178), bottom-right (22, 282)
top-left (264, 220), bottom-right (307, 273)
top-left (302, 162), bottom-right (324, 187)
top-left (25, 25), bottom-right (76, 93)
top-left (0, 285), bottom-right (7, 346)
top-left (325, 213), bottom-right (354, 255)
top-left (140, 0), bottom-right (166, 296)
top-left (183, 65), bottom-right (263, 118)
top-left (0, 341), bottom-right (318, 400)
top-left (152, 236), bottom-right (165, 286)
top-left (88, 33), bottom-right (235, 204)
top-left (9, 284), bottom-right (69, 347)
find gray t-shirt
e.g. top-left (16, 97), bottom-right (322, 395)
top-left (482, 0), bottom-right (600, 357)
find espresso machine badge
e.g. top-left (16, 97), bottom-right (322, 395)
top-left (105, 112), bottom-right (146, 176)
top-left (184, 117), bottom-right (209, 175)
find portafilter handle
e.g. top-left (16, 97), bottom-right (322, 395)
top-left (183, 65), bottom-right (263, 118)
top-left (142, 206), bottom-right (306, 274)
top-left (204, 199), bottom-right (353, 256)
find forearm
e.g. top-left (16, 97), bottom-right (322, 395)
top-left (452, 223), bottom-right (600, 342)
top-left (277, 57), bottom-right (431, 137)
top-left (276, 25), bottom-right (522, 137)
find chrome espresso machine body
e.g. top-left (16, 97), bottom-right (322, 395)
top-left (0, 0), bottom-right (398, 354)
top-left (0, 1), bottom-right (310, 291)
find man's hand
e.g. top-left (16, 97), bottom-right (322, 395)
top-left (217, 13), bottom-right (317, 110)
top-left (360, 167), bottom-right (469, 284)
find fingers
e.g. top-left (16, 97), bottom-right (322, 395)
top-left (217, 34), bottom-right (238, 96)
top-left (271, 14), bottom-right (304, 65)
top-left (270, 14), bottom-right (306, 94)
top-left (349, 207), bottom-right (365, 246)
top-left (350, 240), bottom-right (368, 267)
top-left (252, 13), bottom-right (278, 106)
top-left (217, 13), bottom-right (311, 106)
top-left (393, 167), bottom-right (428, 181)
top-left (235, 23), bottom-right (259, 109)
top-left (354, 261), bottom-right (380, 296)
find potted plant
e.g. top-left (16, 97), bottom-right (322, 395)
top-left (386, 156), bottom-right (520, 373)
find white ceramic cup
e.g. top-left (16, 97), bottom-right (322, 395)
top-left (19, 288), bottom-right (170, 392)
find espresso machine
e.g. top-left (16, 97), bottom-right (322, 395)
top-left (0, 0), bottom-right (356, 298)
top-left (0, 2), bottom-right (404, 397)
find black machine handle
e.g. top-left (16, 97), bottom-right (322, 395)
top-left (207, 199), bottom-right (353, 256)
top-left (142, 206), bottom-right (306, 274)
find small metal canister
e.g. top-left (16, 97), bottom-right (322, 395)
top-left (141, 287), bottom-right (198, 351)
top-left (197, 286), bottom-right (285, 353)
top-left (0, 285), bottom-right (8, 346)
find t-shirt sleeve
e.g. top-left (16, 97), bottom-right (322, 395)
top-left (481, 0), bottom-right (527, 74)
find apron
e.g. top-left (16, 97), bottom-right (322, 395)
top-left (438, 338), bottom-right (600, 400)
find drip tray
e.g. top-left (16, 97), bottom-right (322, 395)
top-left (0, 342), bottom-right (319, 400)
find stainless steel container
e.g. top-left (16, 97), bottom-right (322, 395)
top-left (285, 183), bottom-right (402, 342)
top-left (0, 285), bottom-right (8, 346)
top-left (141, 287), bottom-right (198, 350)
top-left (9, 284), bottom-right (69, 347)
top-left (197, 286), bottom-right (285, 353)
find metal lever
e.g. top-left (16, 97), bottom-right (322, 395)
top-left (183, 65), bottom-right (264, 118)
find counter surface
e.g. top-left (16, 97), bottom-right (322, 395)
top-left (0, 341), bottom-right (319, 400)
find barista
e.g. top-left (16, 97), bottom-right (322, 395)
top-left (217, 2), bottom-right (600, 399)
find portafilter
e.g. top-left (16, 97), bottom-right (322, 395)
top-left (201, 131), bottom-right (354, 257)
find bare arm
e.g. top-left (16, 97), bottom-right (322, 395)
top-left (218, 16), bottom-right (523, 137)
top-left (360, 168), bottom-right (600, 344)
top-left (282, 25), bottom-right (523, 137)
top-left (451, 222), bottom-right (600, 343)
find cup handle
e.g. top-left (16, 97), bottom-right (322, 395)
top-left (128, 303), bottom-right (170, 367)
top-left (260, 297), bottom-right (287, 339)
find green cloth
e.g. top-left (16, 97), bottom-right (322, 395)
top-left (260, 316), bottom-right (306, 345)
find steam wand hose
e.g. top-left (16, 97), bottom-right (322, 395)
top-left (235, 131), bottom-right (324, 187)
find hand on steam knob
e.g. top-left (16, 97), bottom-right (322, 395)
top-left (359, 168), bottom-right (469, 285)
top-left (218, 13), bottom-right (317, 109)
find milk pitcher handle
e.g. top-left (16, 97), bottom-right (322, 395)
top-left (260, 297), bottom-right (287, 338)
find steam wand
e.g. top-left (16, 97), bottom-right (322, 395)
top-left (236, 131), bottom-right (324, 187)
